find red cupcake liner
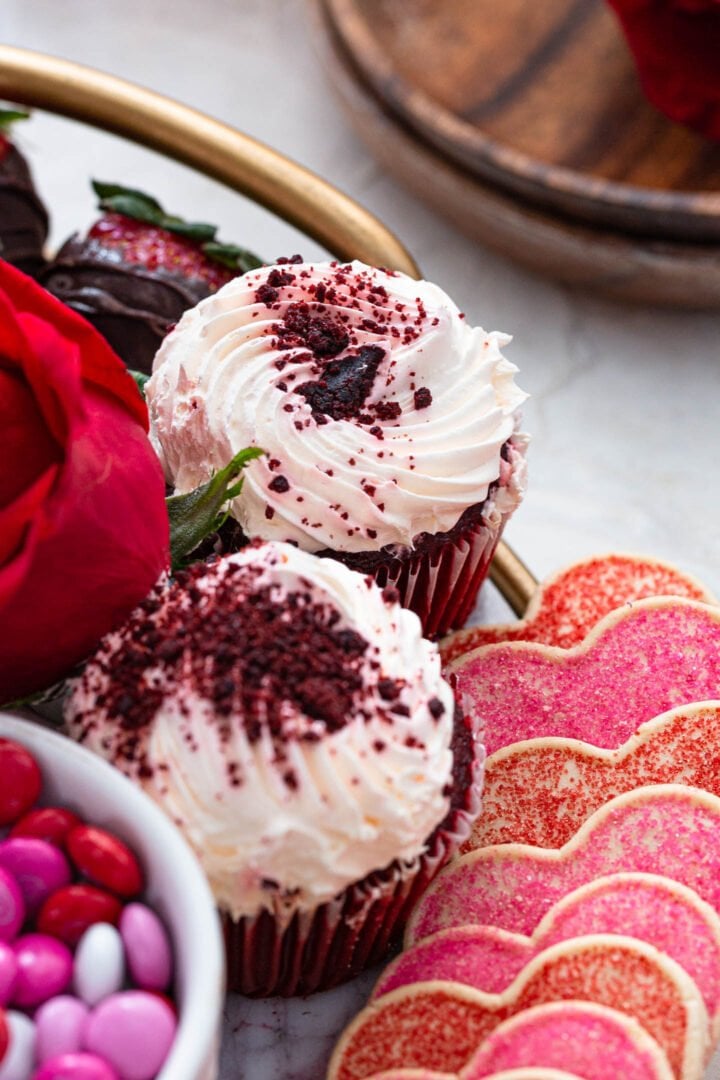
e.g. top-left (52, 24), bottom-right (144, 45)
top-left (367, 508), bottom-right (509, 639)
top-left (222, 721), bottom-right (484, 997)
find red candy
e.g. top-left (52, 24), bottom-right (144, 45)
top-left (66, 826), bottom-right (143, 898)
top-left (38, 885), bottom-right (123, 947)
top-left (10, 807), bottom-right (81, 849)
top-left (0, 739), bottom-right (41, 826)
top-left (0, 1007), bottom-right (8, 1064)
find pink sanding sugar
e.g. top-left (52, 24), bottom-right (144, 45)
top-left (461, 1001), bottom-right (674, 1080)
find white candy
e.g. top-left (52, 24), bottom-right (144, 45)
top-left (74, 923), bottom-right (125, 1006)
top-left (0, 1012), bottom-right (35, 1080)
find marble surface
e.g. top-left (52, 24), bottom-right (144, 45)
top-left (3, 1), bottom-right (720, 1077)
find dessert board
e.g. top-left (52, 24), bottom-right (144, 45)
top-left (314, 0), bottom-right (720, 308)
top-left (4, 41), bottom-right (720, 1080)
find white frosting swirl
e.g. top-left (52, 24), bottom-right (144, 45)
top-left (147, 260), bottom-right (527, 554)
top-left (64, 543), bottom-right (457, 919)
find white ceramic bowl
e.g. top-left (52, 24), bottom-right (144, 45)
top-left (0, 711), bottom-right (225, 1080)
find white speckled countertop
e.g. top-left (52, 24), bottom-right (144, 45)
top-left (3, 1), bottom-right (720, 1077)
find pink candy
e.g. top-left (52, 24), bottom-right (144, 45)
top-left (34, 1052), bottom-right (119, 1080)
top-left (118, 906), bottom-right (172, 992)
top-left (12, 935), bottom-right (72, 1009)
top-left (0, 870), bottom-right (24, 944)
top-left (0, 840), bottom-right (71, 916)
top-left (84, 992), bottom-right (176, 1080)
top-left (35, 996), bottom-right (89, 1062)
top-left (0, 737), bottom-right (178, 1080)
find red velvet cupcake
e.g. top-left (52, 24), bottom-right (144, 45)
top-left (65, 542), bottom-right (483, 996)
top-left (147, 259), bottom-right (528, 637)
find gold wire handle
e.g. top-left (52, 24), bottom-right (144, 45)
top-left (0, 44), bottom-right (536, 614)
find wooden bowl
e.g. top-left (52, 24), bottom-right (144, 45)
top-left (0, 45), bottom-right (535, 612)
top-left (316, 0), bottom-right (720, 308)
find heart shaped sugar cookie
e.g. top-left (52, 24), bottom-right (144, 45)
top-left (460, 1001), bottom-right (675, 1080)
top-left (378, 873), bottom-right (720, 1035)
top-left (449, 598), bottom-right (720, 756)
top-left (441, 552), bottom-right (713, 666)
top-left (406, 785), bottom-right (720, 943)
top-left (327, 935), bottom-right (707, 1080)
top-left (468, 700), bottom-right (720, 851)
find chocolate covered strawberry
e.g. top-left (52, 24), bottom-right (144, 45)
top-left (608, 0), bottom-right (720, 140)
top-left (0, 108), bottom-right (49, 276)
top-left (41, 182), bottom-right (263, 373)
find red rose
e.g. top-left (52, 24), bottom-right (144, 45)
top-left (0, 260), bottom-right (169, 701)
top-left (608, 0), bottom-right (720, 139)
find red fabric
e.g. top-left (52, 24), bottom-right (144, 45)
top-left (608, 0), bottom-right (720, 139)
top-left (0, 260), bottom-right (170, 701)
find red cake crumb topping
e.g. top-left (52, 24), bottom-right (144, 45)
top-left (251, 262), bottom-right (433, 424)
top-left (73, 555), bottom-right (421, 779)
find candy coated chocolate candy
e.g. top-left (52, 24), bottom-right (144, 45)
top-left (66, 828), bottom-right (142, 899)
top-left (74, 925), bottom-right (124, 1007)
top-left (0, 871), bottom-right (24, 944)
top-left (0, 945), bottom-right (18, 1007)
top-left (37, 886), bottom-right (122, 948)
top-left (119, 905), bottom-right (172, 992)
top-left (0, 841), bottom-right (71, 916)
top-left (35, 997), bottom-right (89, 1064)
top-left (83, 992), bottom-right (176, 1080)
top-left (11, 935), bottom-right (72, 1008)
top-left (0, 1011), bottom-right (35, 1080)
top-left (0, 1010), bottom-right (9, 1065)
top-left (10, 810), bottom-right (81, 851)
top-left (0, 742), bottom-right (41, 827)
top-left (33, 1053), bottom-right (119, 1080)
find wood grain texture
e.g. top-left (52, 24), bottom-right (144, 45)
top-left (313, 1), bottom-right (720, 309)
top-left (322, 0), bottom-right (720, 240)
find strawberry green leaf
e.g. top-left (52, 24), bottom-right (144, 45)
top-left (128, 369), bottom-right (150, 399)
top-left (166, 447), bottom-right (264, 571)
top-left (202, 241), bottom-right (264, 273)
top-left (92, 180), bottom-right (218, 243)
top-left (0, 107), bottom-right (30, 130)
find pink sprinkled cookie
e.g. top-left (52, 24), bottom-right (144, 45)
top-left (459, 1002), bottom-right (675, 1080)
top-left (366, 1071), bottom-right (588, 1080)
top-left (406, 785), bottom-right (720, 943)
top-left (378, 873), bottom-right (720, 1036)
top-left (449, 598), bottom-right (720, 756)
top-left (441, 553), bottom-right (714, 665)
top-left (467, 700), bottom-right (720, 851)
top-left (327, 934), bottom-right (708, 1079)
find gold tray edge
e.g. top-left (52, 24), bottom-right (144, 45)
top-left (0, 44), bottom-right (536, 615)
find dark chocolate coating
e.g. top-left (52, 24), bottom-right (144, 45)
top-left (0, 142), bottom-right (49, 277)
top-left (40, 234), bottom-right (214, 373)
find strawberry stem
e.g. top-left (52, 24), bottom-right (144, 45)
top-left (166, 447), bottom-right (265, 570)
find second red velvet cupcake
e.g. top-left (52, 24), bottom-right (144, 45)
top-left (64, 542), bottom-right (484, 996)
top-left (146, 259), bottom-right (528, 637)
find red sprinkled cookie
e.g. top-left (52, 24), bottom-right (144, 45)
top-left (328, 934), bottom-right (707, 1079)
top-left (441, 552), bottom-right (714, 666)
top-left (406, 785), bottom-right (720, 943)
top-left (467, 700), bottom-right (720, 851)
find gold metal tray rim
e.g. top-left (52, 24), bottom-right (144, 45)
top-left (0, 44), bottom-right (535, 616)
